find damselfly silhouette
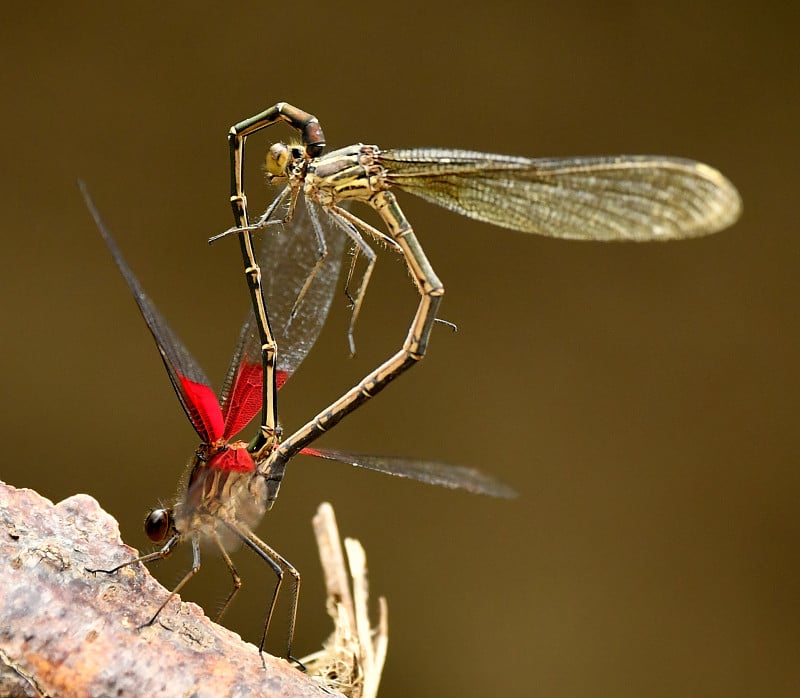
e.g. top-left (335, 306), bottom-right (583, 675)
top-left (81, 184), bottom-right (513, 664)
top-left (215, 103), bottom-right (742, 469)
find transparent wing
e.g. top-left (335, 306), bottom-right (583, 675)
top-left (219, 196), bottom-right (347, 425)
top-left (262, 196), bottom-right (346, 380)
top-left (81, 182), bottom-right (223, 443)
top-left (301, 447), bottom-right (517, 498)
top-left (380, 149), bottom-right (741, 241)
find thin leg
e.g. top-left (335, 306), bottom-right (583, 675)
top-left (228, 193), bottom-right (378, 356)
top-left (214, 191), bottom-right (332, 345)
top-left (140, 538), bottom-right (202, 629)
top-left (344, 243), bottom-right (359, 307)
top-left (86, 533), bottom-right (181, 575)
top-left (330, 202), bottom-right (416, 352)
top-left (325, 207), bottom-right (378, 355)
top-left (214, 534), bottom-right (242, 624)
top-left (285, 198), bottom-right (329, 332)
top-left (227, 523), bottom-right (301, 663)
top-left (262, 191), bottom-right (444, 500)
top-left (209, 184), bottom-right (291, 242)
top-left (86, 535), bottom-right (184, 629)
top-left (333, 204), bottom-right (401, 252)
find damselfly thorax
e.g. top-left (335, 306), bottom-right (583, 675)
top-left (158, 455), bottom-right (268, 553)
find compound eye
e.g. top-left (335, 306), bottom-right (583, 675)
top-left (144, 508), bottom-right (172, 543)
top-left (265, 142), bottom-right (290, 176)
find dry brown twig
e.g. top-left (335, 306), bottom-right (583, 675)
top-left (302, 503), bottom-right (388, 698)
top-left (0, 481), bottom-right (386, 698)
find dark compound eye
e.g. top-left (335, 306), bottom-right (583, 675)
top-left (144, 508), bottom-right (172, 543)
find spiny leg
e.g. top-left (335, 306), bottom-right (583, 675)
top-left (325, 207), bottom-right (379, 356)
top-left (330, 202), bottom-right (403, 335)
top-left (214, 189), bottom-right (329, 343)
top-left (267, 190), bottom-right (444, 473)
top-left (333, 204), bottom-right (401, 252)
top-left (210, 184), bottom-right (292, 243)
top-left (344, 242), bottom-right (359, 307)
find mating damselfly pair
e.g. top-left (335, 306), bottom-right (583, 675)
top-left (84, 102), bottom-right (741, 665)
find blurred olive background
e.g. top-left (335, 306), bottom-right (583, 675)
top-left (2, 2), bottom-right (797, 696)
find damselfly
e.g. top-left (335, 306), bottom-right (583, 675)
top-left (81, 184), bottom-right (513, 664)
top-left (216, 102), bottom-right (742, 469)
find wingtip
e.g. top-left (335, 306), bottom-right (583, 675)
top-left (694, 161), bottom-right (743, 234)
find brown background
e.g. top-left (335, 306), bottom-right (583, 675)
top-left (2, 2), bottom-right (797, 696)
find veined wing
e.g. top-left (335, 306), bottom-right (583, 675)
top-left (301, 447), bottom-right (517, 498)
top-left (81, 182), bottom-right (225, 445)
top-left (380, 149), bottom-right (741, 241)
top-left (219, 317), bottom-right (263, 439)
top-left (261, 196), bottom-right (346, 382)
top-left (219, 197), bottom-right (346, 432)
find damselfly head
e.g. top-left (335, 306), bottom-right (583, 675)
top-left (265, 142), bottom-right (309, 185)
top-left (265, 142), bottom-right (290, 176)
top-left (144, 507), bottom-right (175, 543)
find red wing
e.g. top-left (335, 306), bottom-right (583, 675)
top-left (220, 317), bottom-right (263, 440)
top-left (217, 312), bottom-right (291, 442)
top-left (180, 377), bottom-right (225, 444)
top-left (208, 445), bottom-right (255, 472)
top-left (222, 353), bottom-right (263, 439)
top-left (83, 183), bottom-right (223, 444)
top-left (300, 447), bottom-right (517, 498)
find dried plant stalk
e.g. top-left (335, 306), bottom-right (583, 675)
top-left (303, 503), bottom-right (388, 698)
